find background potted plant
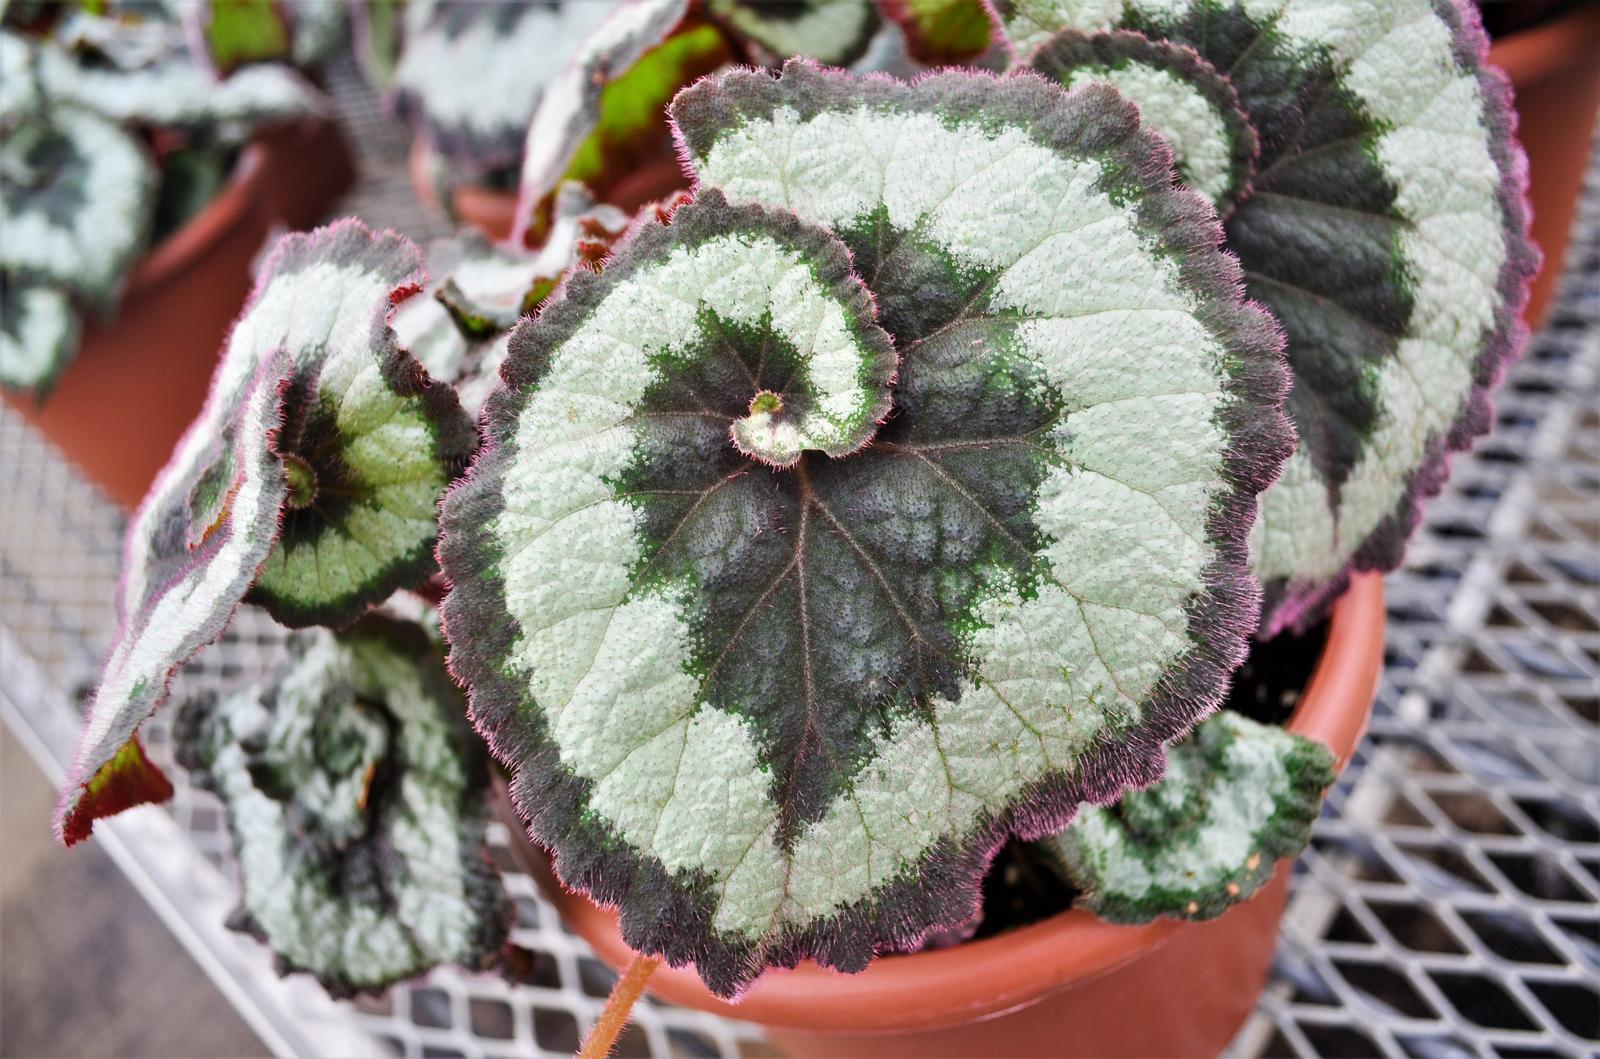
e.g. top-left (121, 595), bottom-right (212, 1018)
top-left (389, 0), bottom-right (987, 242)
top-left (46, 0), bottom-right (1534, 1056)
top-left (0, 2), bottom-right (352, 508)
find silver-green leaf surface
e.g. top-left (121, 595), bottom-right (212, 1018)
top-left (439, 62), bottom-right (1292, 997)
top-left (176, 618), bottom-right (509, 996)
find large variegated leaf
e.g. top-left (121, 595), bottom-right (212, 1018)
top-left (1006, 0), bottom-right (1538, 634)
top-left (509, 0), bottom-right (714, 244)
top-left (0, 275), bottom-right (80, 393)
top-left (1041, 710), bottom-right (1335, 922)
top-left (392, 0), bottom-right (614, 178)
top-left (440, 62), bottom-right (1292, 997)
top-left (707, 0), bottom-right (879, 65)
top-left (0, 107), bottom-right (156, 310)
top-left (175, 619), bottom-right (509, 996)
top-left (55, 221), bottom-right (471, 845)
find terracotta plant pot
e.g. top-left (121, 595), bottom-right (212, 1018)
top-left (1488, 4), bottom-right (1600, 329)
top-left (258, 114), bottom-right (358, 231)
top-left (505, 573), bottom-right (1386, 1059)
top-left (3, 146), bottom-right (273, 509)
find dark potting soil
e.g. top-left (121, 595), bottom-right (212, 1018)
top-left (1477, 0), bottom-right (1585, 39)
top-left (969, 616), bottom-right (1333, 938)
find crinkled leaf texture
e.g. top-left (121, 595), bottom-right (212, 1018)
top-left (391, 0), bottom-right (614, 177)
top-left (175, 618), bottom-right (509, 997)
top-left (1042, 710), bottom-right (1335, 922)
top-left (439, 61), bottom-right (1292, 997)
top-left (393, 182), bottom-right (631, 419)
top-left (0, 101), bottom-right (156, 312)
top-left (1026, 29), bottom-right (1255, 213)
top-left (1001, 0), bottom-right (1538, 635)
top-left (54, 220), bottom-right (472, 845)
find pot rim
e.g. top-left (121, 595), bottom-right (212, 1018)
top-left (523, 573), bottom-right (1386, 1031)
top-left (1487, 4), bottom-right (1600, 86)
top-left (125, 141), bottom-right (268, 299)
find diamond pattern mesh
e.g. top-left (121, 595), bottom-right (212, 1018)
top-left (1, 57), bottom-right (1594, 1059)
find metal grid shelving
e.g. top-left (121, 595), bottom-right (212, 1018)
top-left (2, 58), bottom-right (1595, 1059)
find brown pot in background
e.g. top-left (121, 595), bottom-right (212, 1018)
top-left (506, 573), bottom-right (1386, 1059)
top-left (1489, 4), bottom-right (1600, 330)
top-left (258, 113), bottom-right (358, 231)
top-left (3, 147), bottom-right (272, 509)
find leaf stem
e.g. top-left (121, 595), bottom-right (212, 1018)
top-left (577, 951), bottom-right (661, 1059)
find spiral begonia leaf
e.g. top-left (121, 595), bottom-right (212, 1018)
top-left (0, 106), bottom-right (156, 311)
top-left (1042, 710), bottom-right (1336, 922)
top-left (1004, 0), bottom-right (1538, 634)
top-left (392, 0), bottom-right (614, 177)
top-left (440, 61), bottom-right (1292, 996)
top-left (54, 221), bottom-right (471, 845)
top-left (175, 618), bottom-right (509, 996)
top-left (0, 276), bottom-right (80, 393)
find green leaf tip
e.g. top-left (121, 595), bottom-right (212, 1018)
top-left (1041, 711), bottom-right (1337, 923)
top-left (175, 618), bottom-right (510, 996)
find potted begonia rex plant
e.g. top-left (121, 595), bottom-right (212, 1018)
top-left (49, 0), bottom-right (1534, 1056)
top-left (0, 1), bottom-right (352, 507)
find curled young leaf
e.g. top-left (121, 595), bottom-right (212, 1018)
top-left (1041, 710), bottom-right (1336, 922)
top-left (54, 347), bottom-right (291, 845)
top-left (175, 618), bottom-right (509, 997)
top-left (707, 0), bottom-right (880, 65)
top-left (0, 275), bottom-right (80, 394)
top-left (1002, 0), bottom-right (1538, 634)
top-left (441, 61), bottom-right (1291, 997)
top-left (0, 106), bottom-right (156, 311)
top-left (1027, 30), bottom-right (1256, 213)
top-left (392, 0), bottom-right (615, 178)
top-left (55, 220), bottom-right (470, 844)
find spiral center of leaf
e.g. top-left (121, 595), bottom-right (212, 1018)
top-left (281, 452), bottom-right (318, 510)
